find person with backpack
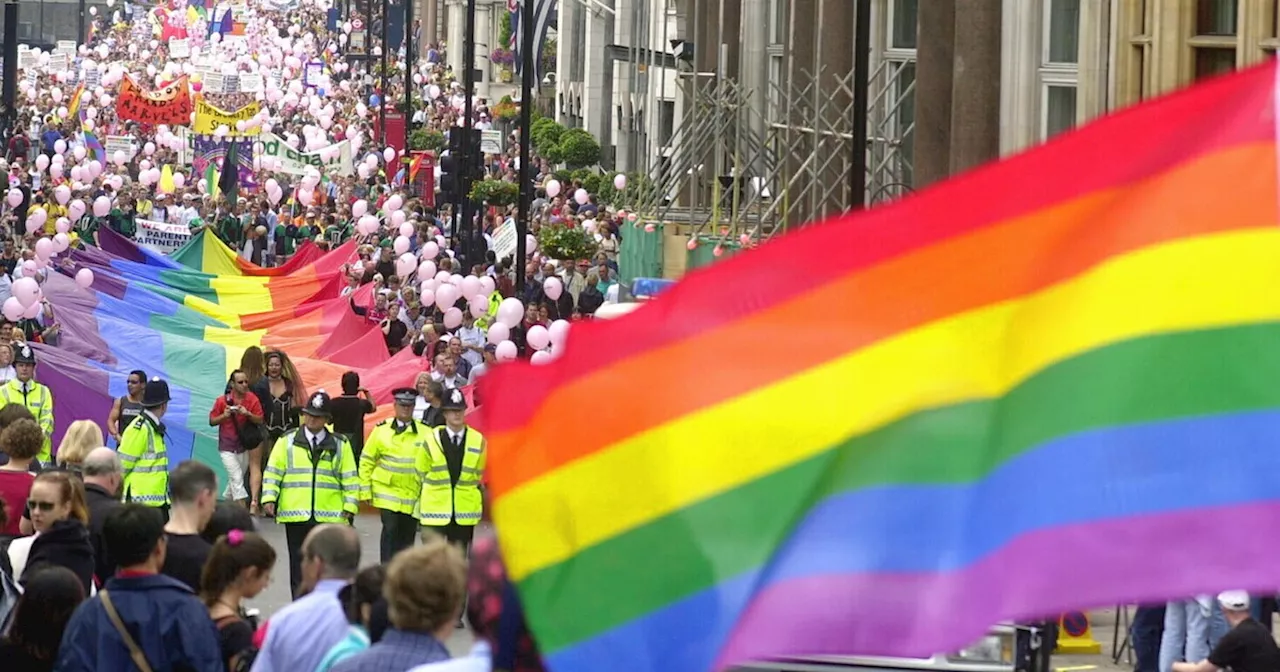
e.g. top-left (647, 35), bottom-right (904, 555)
top-left (200, 530), bottom-right (277, 672)
top-left (211, 370), bottom-right (265, 508)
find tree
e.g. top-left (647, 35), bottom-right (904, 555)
top-left (409, 129), bottom-right (445, 152)
top-left (559, 129), bottom-right (601, 168)
top-left (469, 179), bottom-right (519, 206)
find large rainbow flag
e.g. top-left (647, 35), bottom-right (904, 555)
top-left (480, 63), bottom-right (1280, 670)
top-left (44, 227), bottom-right (422, 477)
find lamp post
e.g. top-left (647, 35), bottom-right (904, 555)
top-left (403, 0), bottom-right (413, 168)
top-left (459, 0), bottom-right (477, 267)
top-left (849, 0), bottom-right (871, 210)
top-left (514, 0), bottom-right (536, 293)
top-left (379, 0), bottom-right (389, 144)
top-left (2, 0), bottom-right (16, 141)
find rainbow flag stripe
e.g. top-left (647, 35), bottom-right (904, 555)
top-left (45, 228), bottom-right (421, 480)
top-left (480, 63), bottom-right (1280, 671)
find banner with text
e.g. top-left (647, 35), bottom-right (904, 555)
top-left (256, 132), bottom-right (354, 177)
top-left (135, 219), bottom-right (192, 254)
top-left (116, 75), bottom-right (192, 126)
top-left (193, 99), bottom-right (261, 136)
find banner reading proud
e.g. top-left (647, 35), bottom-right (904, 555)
top-left (193, 99), bottom-right (261, 136)
top-left (116, 75), bottom-right (193, 126)
top-left (135, 219), bottom-right (192, 254)
top-left (256, 132), bottom-right (355, 177)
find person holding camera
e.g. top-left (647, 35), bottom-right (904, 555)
top-left (210, 369), bottom-right (265, 508)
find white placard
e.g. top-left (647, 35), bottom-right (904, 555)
top-left (203, 72), bottom-right (225, 93)
top-left (169, 38), bottom-right (191, 59)
top-left (47, 54), bottom-right (69, 73)
top-left (238, 73), bottom-right (263, 93)
top-left (135, 219), bottom-right (192, 254)
top-left (480, 130), bottom-right (503, 155)
top-left (105, 136), bottom-right (136, 159)
top-left (82, 68), bottom-right (101, 89)
top-left (491, 220), bottom-right (517, 261)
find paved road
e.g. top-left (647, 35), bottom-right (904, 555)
top-left (249, 512), bottom-right (477, 655)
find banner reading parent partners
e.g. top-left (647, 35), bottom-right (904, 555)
top-left (135, 219), bottom-right (192, 254)
top-left (116, 75), bottom-right (192, 126)
top-left (257, 132), bottom-right (355, 177)
top-left (193, 99), bottom-right (261, 136)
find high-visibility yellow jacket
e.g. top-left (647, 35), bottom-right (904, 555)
top-left (118, 412), bottom-right (169, 508)
top-left (359, 418), bottom-right (426, 515)
top-left (415, 426), bottom-right (485, 527)
top-left (0, 379), bottom-right (54, 461)
top-left (262, 429), bottom-right (360, 524)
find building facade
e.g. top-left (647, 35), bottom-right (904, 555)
top-left (547, 0), bottom-right (1270, 228)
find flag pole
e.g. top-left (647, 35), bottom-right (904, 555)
top-left (514, 0), bottom-right (535, 293)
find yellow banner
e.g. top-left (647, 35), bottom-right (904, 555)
top-left (192, 99), bottom-right (261, 136)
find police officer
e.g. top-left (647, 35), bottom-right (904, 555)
top-left (119, 377), bottom-right (172, 513)
top-left (415, 387), bottom-right (485, 556)
top-left (0, 343), bottom-right (55, 462)
top-left (261, 389), bottom-right (360, 597)
top-left (360, 387), bottom-right (426, 562)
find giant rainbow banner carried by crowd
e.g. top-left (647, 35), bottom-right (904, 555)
top-left (481, 62), bottom-right (1280, 670)
top-left (40, 226), bottom-right (426, 477)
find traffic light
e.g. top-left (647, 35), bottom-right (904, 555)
top-left (438, 152), bottom-right (461, 204)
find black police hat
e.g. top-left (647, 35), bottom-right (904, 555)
top-left (141, 377), bottom-right (171, 408)
top-left (12, 342), bottom-right (35, 365)
top-left (300, 389), bottom-right (332, 417)
top-left (440, 387), bottom-right (468, 412)
top-left (392, 387), bottom-right (418, 405)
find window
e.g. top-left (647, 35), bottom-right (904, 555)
top-left (1046, 0), bottom-right (1080, 64)
top-left (890, 0), bottom-right (918, 50)
top-left (769, 0), bottom-right (787, 46)
top-left (1195, 47), bottom-right (1237, 79)
top-left (1197, 0), bottom-right (1237, 36)
top-left (1043, 85), bottom-right (1078, 138)
top-left (894, 62), bottom-right (916, 185)
top-left (658, 101), bottom-right (675, 148)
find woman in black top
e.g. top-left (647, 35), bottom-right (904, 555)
top-left (201, 530), bottom-right (277, 672)
top-left (328, 372), bottom-right (377, 459)
top-left (252, 350), bottom-right (304, 515)
top-left (22, 470), bottom-right (94, 596)
top-left (0, 565), bottom-right (86, 672)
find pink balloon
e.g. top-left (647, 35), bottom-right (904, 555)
top-left (468, 295), bottom-right (488, 319)
top-left (495, 340), bottom-right (518, 362)
top-left (545, 179), bottom-right (561, 198)
top-left (531, 350), bottom-right (554, 365)
top-left (460, 275), bottom-right (483, 299)
top-left (1, 298), bottom-right (22, 322)
top-left (92, 196), bottom-right (111, 218)
top-left (497, 298), bottom-right (524, 328)
top-left (352, 200), bottom-right (368, 217)
top-left (172, 172), bottom-right (186, 189)
top-left (27, 209), bottom-right (47, 230)
top-left (486, 322), bottom-right (510, 345)
top-left (24, 218), bottom-right (41, 235)
top-left (34, 238), bottom-right (54, 260)
top-left (548, 319), bottom-right (571, 348)
top-left (435, 283), bottom-right (460, 312)
top-left (398, 222), bottom-right (414, 238)
top-left (12, 277), bottom-right (40, 308)
top-left (434, 270), bottom-right (451, 284)
top-left (479, 276), bottom-right (496, 296)
top-left (526, 325), bottom-right (551, 351)
top-left (22, 301), bottom-right (41, 320)
top-left (443, 307), bottom-right (463, 329)
top-left (54, 185), bottom-right (71, 205)
top-left (543, 277), bottom-right (563, 301)
top-left (55, 218), bottom-right (71, 234)
top-left (385, 195), bottom-right (403, 212)
top-left (393, 236), bottom-right (410, 255)
top-left (5, 189), bottom-right (21, 208)
top-left (422, 242), bottom-right (439, 259)
top-left (68, 200), bottom-right (85, 221)
top-left (417, 260), bottom-right (437, 279)
top-left (75, 268), bottom-right (95, 289)
top-left (52, 233), bottom-right (70, 253)
top-left (390, 210), bottom-right (406, 227)
top-left (419, 288), bottom-right (435, 309)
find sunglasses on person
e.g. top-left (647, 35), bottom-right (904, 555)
top-left (27, 499), bottom-right (58, 512)
top-left (128, 378), bottom-right (143, 385)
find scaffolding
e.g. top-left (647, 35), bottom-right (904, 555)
top-left (632, 47), bottom-right (916, 244)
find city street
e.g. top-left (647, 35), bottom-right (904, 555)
top-left (246, 512), bottom-right (477, 655)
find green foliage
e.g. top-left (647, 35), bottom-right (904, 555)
top-left (578, 172), bottom-right (602, 195)
top-left (595, 172), bottom-right (658, 207)
top-left (531, 118), bottom-right (565, 155)
top-left (499, 12), bottom-right (513, 49)
top-left (409, 129), bottom-right (445, 152)
top-left (470, 179), bottom-right (520, 206)
top-left (538, 221), bottom-right (599, 261)
top-left (558, 128), bottom-right (601, 168)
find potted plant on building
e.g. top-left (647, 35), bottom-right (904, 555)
top-left (469, 179), bottom-right (520, 206)
top-left (489, 48), bottom-right (516, 83)
top-left (538, 220), bottom-right (599, 264)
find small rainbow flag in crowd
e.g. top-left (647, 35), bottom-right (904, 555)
top-left (480, 62), bottom-right (1280, 671)
top-left (82, 131), bottom-right (106, 165)
top-left (66, 83), bottom-right (86, 122)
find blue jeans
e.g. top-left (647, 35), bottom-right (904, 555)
top-left (1132, 605), bottom-right (1166, 672)
top-left (1159, 598), bottom-right (1229, 672)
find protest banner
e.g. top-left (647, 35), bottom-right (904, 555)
top-left (193, 99), bottom-right (261, 135)
top-left (256, 132), bottom-right (354, 177)
top-left (105, 136), bottom-right (136, 160)
top-left (135, 219), bottom-right (192, 254)
top-left (116, 75), bottom-right (193, 126)
top-left (47, 54), bottom-right (69, 72)
top-left (193, 136), bottom-right (258, 191)
top-left (169, 38), bottom-right (191, 58)
top-left (481, 130), bottom-right (503, 155)
top-left (202, 72), bottom-right (225, 94)
top-left (491, 220), bottom-right (518, 261)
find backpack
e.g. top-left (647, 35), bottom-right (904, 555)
top-left (215, 615), bottom-right (259, 672)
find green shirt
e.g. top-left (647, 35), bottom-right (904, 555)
top-left (217, 215), bottom-right (242, 247)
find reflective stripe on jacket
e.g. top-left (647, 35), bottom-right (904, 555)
top-left (358, 419), bottom-right (426, 515)
top-left (415, 426), bottom-right (485, 526)
top-left (118, 414), bottom-right (169, 507)
top-left (261, 429), bottom-right (360, 524)
top-left (0, 379), bottom-right (53, 461)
